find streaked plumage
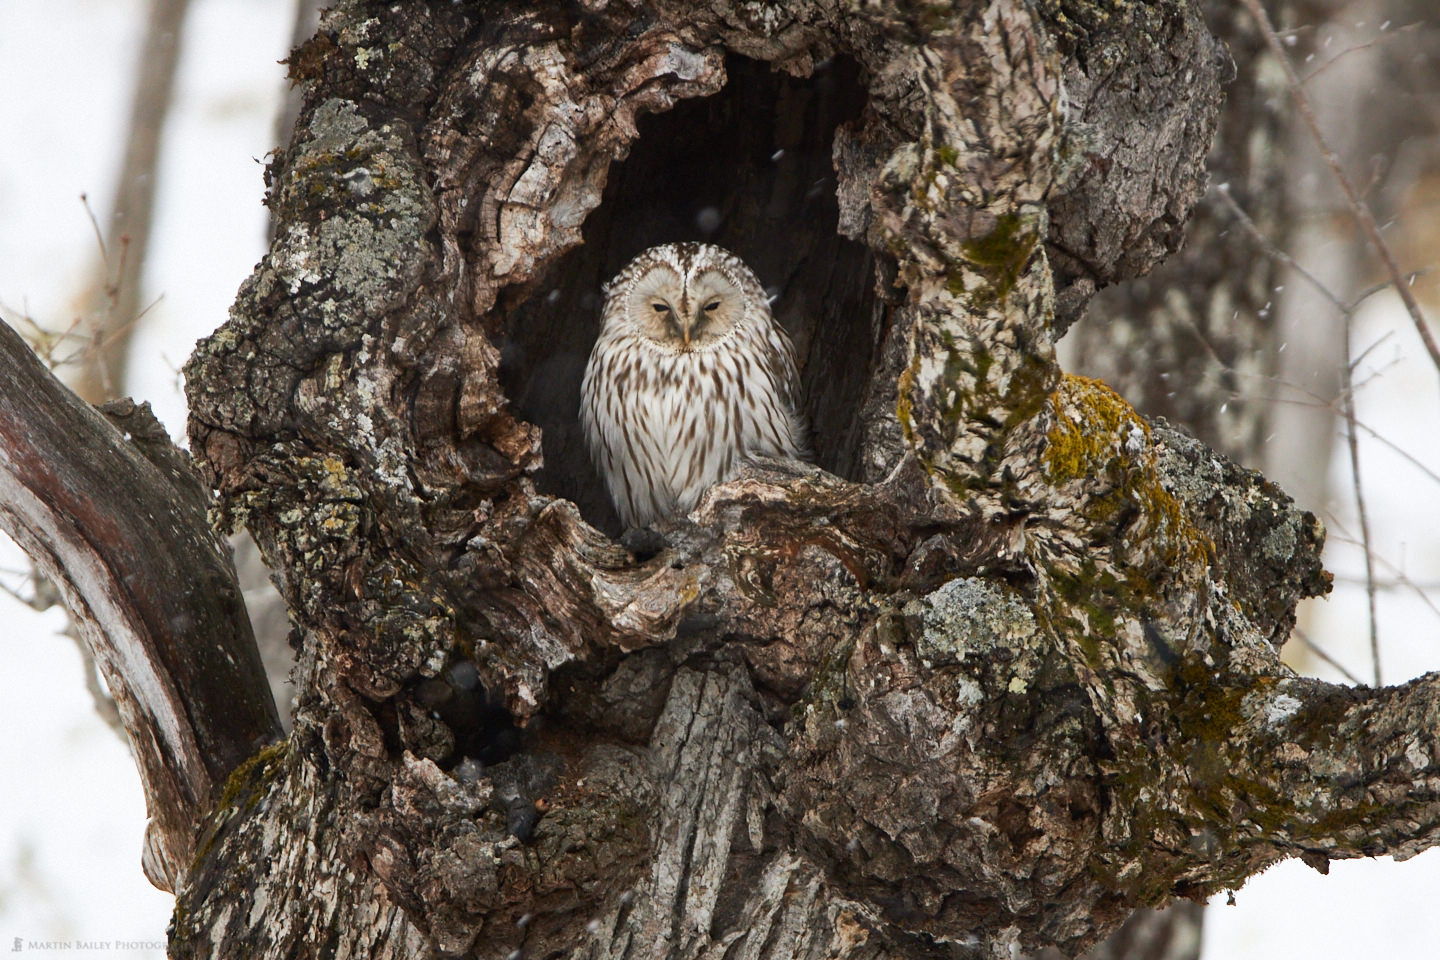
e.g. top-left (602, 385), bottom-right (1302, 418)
top-left (580, 242), bottom-right (809, 529)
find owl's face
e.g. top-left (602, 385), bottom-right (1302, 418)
top-left (611, 249), bottom-right (749, 353)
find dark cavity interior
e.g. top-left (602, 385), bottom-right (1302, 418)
top-left (501, 55), bottom-right (881, 534)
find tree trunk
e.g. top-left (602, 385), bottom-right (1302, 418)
top-left (13, 2), bottom-right (1440, 959)
top-left (1064, 0), bottom-right (1289, 464)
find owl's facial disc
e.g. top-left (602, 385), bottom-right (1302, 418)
top-left (626, 266), bottom-right (685, 345)
top-left (684, 271), bottom-right (741, 348)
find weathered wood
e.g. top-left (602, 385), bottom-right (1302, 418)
top-left (0, 319), bottom-right (280, 892)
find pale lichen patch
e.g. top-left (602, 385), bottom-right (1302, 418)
top-left (905, 576), bottom-right (1039, 666)
top-left (1264, 693), bottom-right (1302, 727)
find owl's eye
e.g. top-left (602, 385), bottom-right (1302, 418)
top-left (652, 303), bottom-right (670, 314)
top-left (703, 300), bottom-right (721, 313)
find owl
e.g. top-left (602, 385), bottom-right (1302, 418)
top-left (580, 242), bottom-right (809, 530)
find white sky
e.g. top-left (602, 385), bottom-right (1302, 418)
top-left (0, 2), bottom-right (1438, 959)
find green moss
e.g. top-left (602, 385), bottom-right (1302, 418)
top-left (900, 336), bottom-right (1055, 499)
top-left (1001, 350), bottom-right (1054, 430)
top-left (962, 213), bottom-right (1039, 307)
top-left (1043, 376), bottom-right (1135, 482)
top-left (896, 354), bottom-right (920, 446)
top-left (1044, 565), bottom-right (1113, 671)
top-left (1093, 658), bottom-right (1303, 902)
top-left (1045, 375), bottom-right (1210, 570)
top-left (945, 267), bottom-right (966, 296)
top-left (216, 739), bottom-right (291, 813)
top-left (187, 739), bottom-right (293, 876)
top-left (1022, 374), bottom-right (1335, 902)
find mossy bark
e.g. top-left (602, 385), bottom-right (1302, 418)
top-left (1046, 4), bottom-right (1297, 950)
top-left (10, 1), bottom-right (1432, 959)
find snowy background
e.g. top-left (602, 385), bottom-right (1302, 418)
top-left (1, 2), bottom-right (1438, 958)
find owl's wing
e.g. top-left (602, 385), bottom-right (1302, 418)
top-left (581, 336), bottom-right (672, 528)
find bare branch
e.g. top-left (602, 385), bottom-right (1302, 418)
top-left (71, 0), bottom-right (192, 403)
top-left (1239, 0), bottom-right (1440, 385)
top-left (1214, 183), bottom-right (1345, 314)
top-left (1328, 526), bottom-right (1440, 628)
top-left (1294, 627), bottom-right (1366, 686)
top-left (131, 2), bottom-right (1437, 957)
top-left (0, 318), bottom-right (280, 891)
top-left (1340, 309), bottom-right (1382, 684)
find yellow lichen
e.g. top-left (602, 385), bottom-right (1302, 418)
top-left (1043, 375), bottom-right (1145, 484)
top-left (1039, 375), bottom-right (1212, 651)
top-left (896, 353), bottom-right (920, 446)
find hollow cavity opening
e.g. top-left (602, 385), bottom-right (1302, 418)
top-left (502, 54), bottom-right (882, 533)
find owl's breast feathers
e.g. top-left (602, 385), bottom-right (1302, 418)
top-left (581, 323), bottom-right (807, 529)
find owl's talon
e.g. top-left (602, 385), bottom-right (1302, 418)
top-left (619, 527), bottom-right (667, 558)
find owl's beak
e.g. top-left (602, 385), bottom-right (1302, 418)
top-left (680, 318), bottom-right (693, 349)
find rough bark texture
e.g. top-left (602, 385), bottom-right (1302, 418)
top-left (1054, 11), bottom-right (1295, 952)
top-left (1040, 0), bottom-right (1234, 338)
top-left (11, 1), bottom-right (1438, 958)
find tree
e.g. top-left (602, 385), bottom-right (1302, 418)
top-left (3, 2), bottom-right (1436, 958)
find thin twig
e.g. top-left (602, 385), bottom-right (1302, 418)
top-left (1337, 416), bottom-right (1440, 488)
top-left (1338, 305), bottom-right (1382, 684)
top-left (1326, 527), bottom-right (1440, 626)
top-left (1348, 357), bottom-right (1403, 397)
top-left (72, 0), bottom-right (192, 403)
top-left (80, 191), bottom-right (108, 267)
top-left (1214, 181), bottom-right (1427, 683)
top-left (1293, 627), bottom-right (1365, 686)
top-left (1168, 322), bottom-right (1440, 492)
top-left (1239, 0), bottom-right (1440, 383)
top-left (1214, 185), bottom-right (1428, 322)
top-left (1352, 269), bottom-right (1433, 309)
top-left (1348, 328), bottom-right (1396, 372)
top-left (68, 633), bottom-right (125, 739)
top-left (1213, 184), bottom-right (1346, 313)
top-left (1333, 574), bottom-right (1440, 591)
top-left (0, 574), bottom-right (40, 610)
top-left (1203, 189), bottom-right (1440, 492)
top-left (1299, 21), bottom-right (1421, 88)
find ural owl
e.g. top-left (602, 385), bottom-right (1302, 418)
top-left (580, 242), bottom-right (809, 530)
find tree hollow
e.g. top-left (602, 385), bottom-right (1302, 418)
top-left (501, 54), bottom-right (881, 533)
